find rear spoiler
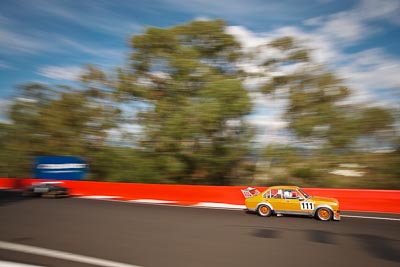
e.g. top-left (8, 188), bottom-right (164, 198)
top-left (241, 187), bottom-right (260, 198)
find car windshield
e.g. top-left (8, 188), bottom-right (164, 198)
top-left (298, 188), bottom-right (311, 198)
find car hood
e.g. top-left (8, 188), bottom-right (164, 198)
top-left (310, 196), bottom-right (338, 204)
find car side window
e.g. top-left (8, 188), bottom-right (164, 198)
top-left (263, 190), bottom-right (271, 198)
top-left (264, 190), bottom-right (281, 198)
top-left (271, 189), bottom-right (282, 199)
top-left (283, 189), bottom-right (299, 199)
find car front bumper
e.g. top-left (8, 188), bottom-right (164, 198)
top-left (333, 210), bottom-right (340, 221)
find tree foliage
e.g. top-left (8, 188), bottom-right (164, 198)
top-left (119, 20), bottom-right (253, 184)
top-left (4, 81), bottom-right (119, 178)
top-left (257, 36), bottom-right (394, 149)
top-left (1, 20), bottom-right (254, 185)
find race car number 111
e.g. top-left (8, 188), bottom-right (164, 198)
top-left (300, 202), bottom-right (314, 210)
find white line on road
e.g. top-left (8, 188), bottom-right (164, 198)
top-left (341, 215), bottom-right (400, 221)
top-left (0, 261), bottom-right (45, 267)
top-left (77, 195), bottom-right (122, 199)
top-left (128, 199), bottom-right (177, 204)
top-left (0, 241), bottom-right (142, 267)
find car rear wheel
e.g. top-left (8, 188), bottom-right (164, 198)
top-left (316, 207), bottom-right (333, 221)
top-left (257, 204), bottom-right (272, 217)
top-left (43, 191), bottom-right (57, 198)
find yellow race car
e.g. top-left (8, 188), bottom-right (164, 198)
top-left (242, 186), bottom-right (340, 221)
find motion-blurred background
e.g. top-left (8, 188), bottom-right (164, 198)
top-left (0, 0), bottom-right (399, 188)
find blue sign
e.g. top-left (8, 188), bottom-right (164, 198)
top-left (33, 156), bottom-right (88, 180)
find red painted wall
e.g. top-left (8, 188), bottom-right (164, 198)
top-left (1, 178), bottom-right (399, 214)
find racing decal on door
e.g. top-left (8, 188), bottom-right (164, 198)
top-left (300, 201), bottom-right (314, 210)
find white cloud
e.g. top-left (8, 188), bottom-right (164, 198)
top-left (248, 115), bottom-right (288, 130)
top-left (121, 123), bottom-right (143, 134)
top-left (0, 13), bottom-right (48, 54)
top-left (249, 92), bottom-right (288, 111)
top-left (319, 13), bottom-right (367, 43)
top-left (107, 124), bottom-right (142, 136)
top-left (247, 113), bottom-right (290, 144)
top-left (246, 92), bottom-right (289, 144)
top-left (34, 0), bottom-right (143, 36)
top-left (0, 14), bottom-right (11, 23)
top-left (0, 28), bottom-right (51, 54)
top-left (255, 132), bottom-right (291, 144)
top-left (243, 77), bottom-right (270, 91)
top-left (0, 99), bottom-right (11, 110)
top-left (161, 0), bottom-right (314, 23)
top-left (305, 0), bottom-right (400, 47)
top-left (0, 99), bottom-right (11, 123)
top-left (16, 97), bottom-right (38, 103)
top-left (194, 16), bottom-right (212, 21)
top-left (341, 49), bottom-right (400, 89)
top-left (227, 26), bottom-right (311, 91)
top-left (228, 24), bottom-right (340, 74)
top-left (357, 0), bottom-right (400, 24)
top-left (0, 15), bottom-right (125, 61)
top-left (163, 0), bottom-right (275, 19)
top-left (59, 38), bottom-right (124, 59)
top-left (0, 60), bottom-right (13, 69)
top-left (0, 1), bottom-right (141, 57)
top-left (226, 26), bottom-right (268, 49)
top-left (0, 24), bottom-right (123, 61)
top-left (106, 123), bottom-right (143, 145)
top-left (317, 0), bottom-right (334, 3)
top-left (37, 65), bottom-right (83, 81)
top-left (337, 49), bottom-right (400, 105)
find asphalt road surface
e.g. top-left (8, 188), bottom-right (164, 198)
top-left (0, 190), bottom-right (399, 267)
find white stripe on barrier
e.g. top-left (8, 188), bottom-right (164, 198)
top-left (0, 261), bottom-right (45, 267)
top-left (341, 215), bottom-right (400, 221)
top-left (128, 199), bottom-right (177, 204)
top-left (0, 241), bottom-right (142, 267)
top-left (193, 202), bottom-right (246, 210)
top-left (77, 195), bottom-right (121, 199)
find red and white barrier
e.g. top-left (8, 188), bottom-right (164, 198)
top-left (1, 178), bottom-right (399, 214)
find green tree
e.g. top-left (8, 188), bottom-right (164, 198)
top-left (115, 20), bottom-right (253, 184)
top-left (257, 36), bottom-right (394, 150)
top-left (253, 37), bottom-right (397, 188)
top-left (5, 81), bottom-right (119, 178)
top-left (0, 122), bottom-right (12, 176)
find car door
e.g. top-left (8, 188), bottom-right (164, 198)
top-left (264, 189), bottom-right (286, 211)
top-left (280, 189), bottom-right (308, 213)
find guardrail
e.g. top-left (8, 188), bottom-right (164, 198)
top-left (1, 178), bottom-right (399, 213)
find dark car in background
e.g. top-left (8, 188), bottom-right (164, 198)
top-left (22, 182), bottom-right (69, 198)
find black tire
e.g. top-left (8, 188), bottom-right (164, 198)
top-left (22, 191), bottom-right (31, 197)
top-left (43, 191), bottom-right (56, 198)
top-left (315, 207), bottom-right (333, 221)
top-left (257, 204), bottom-right (272, 217)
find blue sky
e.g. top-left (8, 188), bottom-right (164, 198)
top-left (0, 0), bottom-right (399, 143)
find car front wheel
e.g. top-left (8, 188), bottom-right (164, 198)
top-left (316, 207), bottom-right (333, 221)
top-left (257, 204), bottom-right (272, 217)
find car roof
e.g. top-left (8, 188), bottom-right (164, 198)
top-left (267, 185), bottom-right (299, 190)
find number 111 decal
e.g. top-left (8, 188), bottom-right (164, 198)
top-left (300, 201), bottom-right (314, 210)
